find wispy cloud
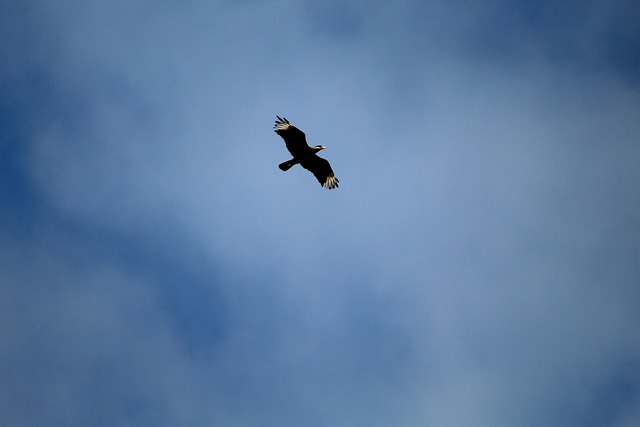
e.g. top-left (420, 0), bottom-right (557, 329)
top-left (1, 1), bottom-right (639, 426)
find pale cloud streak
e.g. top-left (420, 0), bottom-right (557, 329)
top-left (1, 1), bottom-right (639, 426)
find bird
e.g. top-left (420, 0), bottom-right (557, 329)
top-left (273, 116), bottom-right (339, 189)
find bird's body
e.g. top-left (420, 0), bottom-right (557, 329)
top-left (273, 116), bottom-right (339, 189)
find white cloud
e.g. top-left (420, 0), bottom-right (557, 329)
top-left (2, 1), bottom-right (639, 426)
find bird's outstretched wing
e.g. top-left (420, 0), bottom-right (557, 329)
top-left (300, 155), bottom-right (340, 189)
top-left (274, 116), bottom-right (310, 158)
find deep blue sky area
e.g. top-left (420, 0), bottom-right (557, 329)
top-left (1, 1), bottom-right (639, 426)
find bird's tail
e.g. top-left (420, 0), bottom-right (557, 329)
top-left (278, 159), bottom-right (298, 171)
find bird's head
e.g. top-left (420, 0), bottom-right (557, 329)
top-left (312, 145), bottom-right (326, 152)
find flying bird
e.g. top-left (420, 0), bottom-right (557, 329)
top-left (273, 116), bottom-right (339, 189)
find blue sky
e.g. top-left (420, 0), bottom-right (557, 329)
top-left (1, 1), bottom-right (639, 426)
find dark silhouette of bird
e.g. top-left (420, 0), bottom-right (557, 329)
top-left (273, 116), bottom-right (339, 189)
